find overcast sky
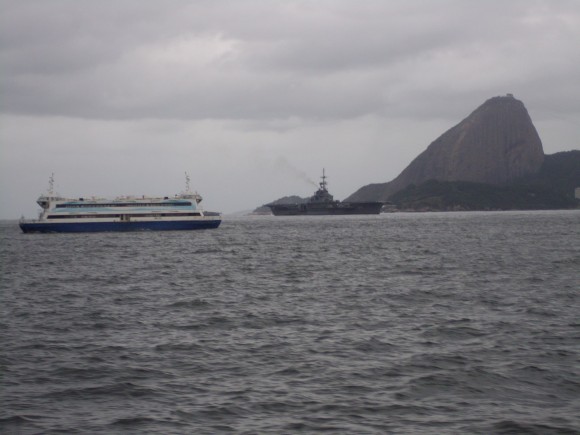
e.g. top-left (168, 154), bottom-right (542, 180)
top-left (1, 0), bottom-right (579, 218)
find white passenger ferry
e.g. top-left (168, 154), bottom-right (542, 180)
top-left (19, 174), bottom-right (222, 233)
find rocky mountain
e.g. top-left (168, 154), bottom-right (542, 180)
top-left (388, 150), bottom-right (580, 211)
top-left (346, 94), bottom-right (545, 202)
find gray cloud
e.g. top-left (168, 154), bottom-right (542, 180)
top-left (1, 0), bottom-right (579, 218)
top-left (2, 0), bottom-right (579, 121)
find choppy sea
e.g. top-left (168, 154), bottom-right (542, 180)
top-left (1, 211), bottom-right (579, 434)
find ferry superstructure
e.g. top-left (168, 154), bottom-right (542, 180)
top-left (19, 174), bottom-right (222, 233)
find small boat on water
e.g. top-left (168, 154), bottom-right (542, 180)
top-left (19, 174), bottom-right (222, 233)
top-left (267, 169), bottom-right (383, 216)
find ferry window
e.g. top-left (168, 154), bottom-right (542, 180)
top-left (55, 201), bottom-right (192, 209)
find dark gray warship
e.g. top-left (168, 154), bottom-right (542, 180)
top-left (267, 170), bottom-right (383, 216)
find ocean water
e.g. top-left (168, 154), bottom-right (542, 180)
top-left (1, 211), bottom-right (579, 434)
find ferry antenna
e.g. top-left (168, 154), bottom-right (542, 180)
top-left (48, 173), bottom-right (55, 196)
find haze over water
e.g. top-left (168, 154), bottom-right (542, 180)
top-left (1, 211), bottom-right (579, 434)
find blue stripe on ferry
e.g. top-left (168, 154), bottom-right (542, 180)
top-left (20, 219), bottom-right (221, 233)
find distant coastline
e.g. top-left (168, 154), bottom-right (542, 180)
top-left (257, 95), bottom-right (580, 213)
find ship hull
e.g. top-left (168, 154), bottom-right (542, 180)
top-left (269, 202), bottom-right (382, 216)
top-left (19, 218), bottom-right (221, 233)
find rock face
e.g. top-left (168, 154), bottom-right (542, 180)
top-left (346, 95), bottom-right (545, 202)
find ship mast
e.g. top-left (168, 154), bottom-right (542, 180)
top-left (320, 168), bottom-right (328, 191)
top-left (48, 173), bottom-right (55, 196)
top-left (183, 171), bottom-right (202, 204)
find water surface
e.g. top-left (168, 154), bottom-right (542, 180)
top-left (1, 211), bottom-right (579, 434)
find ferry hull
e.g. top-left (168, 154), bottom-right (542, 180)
top-left (19, 219), bottom-right (221, 233)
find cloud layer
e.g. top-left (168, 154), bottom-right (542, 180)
top-left (1, 0), bottom-right (579, 217)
